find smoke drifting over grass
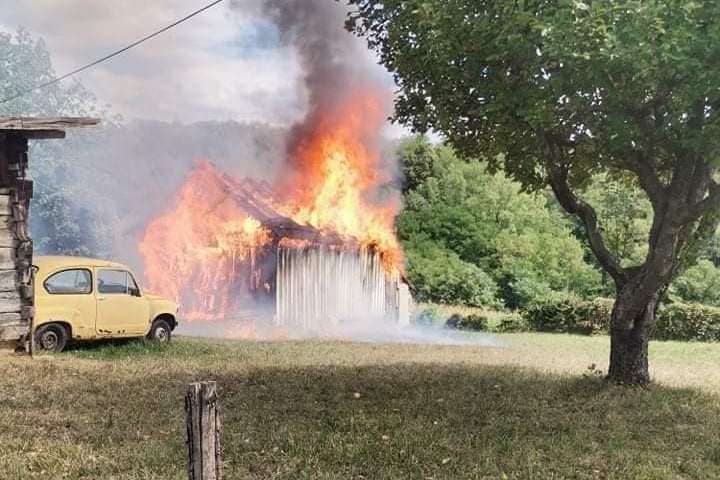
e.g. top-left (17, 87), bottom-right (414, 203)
top-left (176, 315), bottom-right (502, 347)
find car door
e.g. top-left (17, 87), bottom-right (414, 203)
top-left (95, 269), bottom-right (150, 336)
top-left (40, 268), bottom-right (96, 338)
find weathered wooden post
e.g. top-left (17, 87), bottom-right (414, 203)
top-left (185, 381), bottom-right (223, 480)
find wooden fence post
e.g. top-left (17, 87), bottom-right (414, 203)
top-left (186, 381), bottom-right (223, 480)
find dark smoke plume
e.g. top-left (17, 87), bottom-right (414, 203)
top-left (229, 0), bottom-right (396, 196)
top-left (259, 0), bottom-right (373, 112)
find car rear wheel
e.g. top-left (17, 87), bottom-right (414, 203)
top-left (148, 319), bottom-right (172, 344)
top-left (35, 323), bottom-right (68, 353)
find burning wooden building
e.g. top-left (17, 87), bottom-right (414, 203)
top-left (140, 161), bottom-right (411, 336)
top-left (0, 117), bottom-right (98, 349)
top-left (139, 88), bottom-right (413, 336)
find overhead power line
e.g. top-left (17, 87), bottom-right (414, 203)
top-left (0, 0), bottom-right (225, 105)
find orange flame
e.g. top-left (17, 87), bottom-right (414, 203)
top-left (280, 92), bottom-right (402, 270)
top-left (139, 89), bottom-right (402, 321)
top-left (139, 162), bottom-right (272, 318)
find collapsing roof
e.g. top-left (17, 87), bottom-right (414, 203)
top-left (210, 162), bottom-right (357, 247)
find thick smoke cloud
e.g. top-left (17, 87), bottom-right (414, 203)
top-left (259, 0), bottom-right (377, 112)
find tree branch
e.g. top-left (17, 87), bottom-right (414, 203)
top-left (546, 163), bottom-right (628, 286)
top-left (625, 152), bottom-right (665, 209)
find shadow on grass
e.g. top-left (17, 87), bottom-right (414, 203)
top-left (8, 351), bottom-right (720, 479)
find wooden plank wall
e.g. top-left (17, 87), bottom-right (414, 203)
top-left (0, 132), bottom-right (33, 344)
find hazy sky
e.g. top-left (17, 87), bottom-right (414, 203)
top-left (1, 1), bottom-right (399, 129)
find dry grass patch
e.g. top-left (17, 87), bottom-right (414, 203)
top-left (0, 336), bottom-right (718, 479)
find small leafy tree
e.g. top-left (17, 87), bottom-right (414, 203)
top-left (0, 28), bottom-right (110, 256)
top-left (349, 1), bottom-right (720, 384)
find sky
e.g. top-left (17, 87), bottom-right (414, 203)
top-left (1, 0), bottom-right (402, 132)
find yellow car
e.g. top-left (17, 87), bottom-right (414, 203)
top-left (33, 256), bottom-right (179, 352)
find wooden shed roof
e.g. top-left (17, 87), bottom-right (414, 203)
top-left (0, 117), bottom-right (100, 139)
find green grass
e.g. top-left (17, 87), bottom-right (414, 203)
top-left (0, 335), bottom-right (719, 479)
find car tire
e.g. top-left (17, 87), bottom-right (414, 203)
top-left (148, 319), bottom-right (172, 344)
top-left (35, 323), bottom-right (68, 353)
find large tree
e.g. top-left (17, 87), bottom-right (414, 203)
top-left (347, 0), bottom-right (720, 385)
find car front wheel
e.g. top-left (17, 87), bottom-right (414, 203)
top-left (148, 319), bottom-right (172, 344)
top-left (35, 323), bottom-right (68, 353)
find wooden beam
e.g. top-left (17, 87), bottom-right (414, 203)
top-left (20, 130), bottom-right (66, 140)
top-left (0, 117), bottom-right (100, 130)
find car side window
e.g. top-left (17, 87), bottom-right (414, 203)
top-left (127, 272), bottom-right (141, 297)
top-left (44, 269), bottom-right (92, 294)
top-left (98, 270), bottom-right (129, 295)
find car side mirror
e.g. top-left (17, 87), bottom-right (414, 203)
top-left (129, 287), bottom-right (141, 297)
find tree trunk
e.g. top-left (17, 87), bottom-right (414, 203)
top-left (607, 289), bottom-right (659, 385)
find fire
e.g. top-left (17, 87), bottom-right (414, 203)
top-left (281, 92), bottom-right (402, 270)
top-left (138, 162), bottom-right (272, 318)
top-left (139, 89), bottom-right (402, 321)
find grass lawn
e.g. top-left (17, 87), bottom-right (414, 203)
top-left (0, 333), bottom-right (719, 479)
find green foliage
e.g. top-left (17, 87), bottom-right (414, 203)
top-left (415, 306), bottom-right (442, 326)
top-left (348, 0), bottom-right (720, 190)
top-left (397, 135), bottom-right (437, 193)
top-left (493, 312), bottom-right (531, 333)
top-left (581, 175), bottom-right (652, 267)
top-left (406, 241), bottom-right (501, 308)
top-left (0, 28), bottom-right (111, 257)
top-left (398, 138), bottom-right (600, 308)
top-left (0, 28), bottom-right (93, 117)
top-left (656, 302), bottom-right (720, 342)
top-left (349, 0), bottom-right (720, 362)
top-left (445, 313), bottom-right (488, 331)
top-left (523, 298), bottom-right (614, 335)
top-left (671, 259), bottom-right (720, 307)
top-left (519, 296), bottom-right (720, 342)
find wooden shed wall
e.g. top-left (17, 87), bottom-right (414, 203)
top-left (0, 133), bottom-right (33, 344)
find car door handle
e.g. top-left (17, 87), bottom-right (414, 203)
top-left (97, 296), bottom-right (106, 301)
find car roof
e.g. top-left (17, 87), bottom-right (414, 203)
top-left (34, 255), bottom-right (130, 272)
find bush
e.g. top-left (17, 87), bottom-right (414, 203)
top-left (520, 297), bottom-right (720, 342)
top-left (406, 244), bottom-right (501, 308)
top-left (670, 259), bottom-right (720, 307)
top-left (523, 297), bottom-right (613, 335)
top-left (492, 312), bottom-right (530, 333)
top-left (445, 313), bottom-right (488, 331)
top-left (415, 306), bottom-right (441, 326)
top-left (655, 302), bottom-right (720, 342)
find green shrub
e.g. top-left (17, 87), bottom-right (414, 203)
top-left (492, 312), bottom-right (530, 333)
top-left (415, 306), bottom-right (441, 326)
top-left (655, 302), bottom-right (720, 342)
top-left (518, 296), bottom-right (720, 342)
top-left (523, 297), bottom-right (613, 335)
top-left (405, 244), bottom-right (502, 308)
top-left (445, 313), bottom-right (488, 331)
top-left (670, 260), bottom-right (720, 307)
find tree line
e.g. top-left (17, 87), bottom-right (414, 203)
top-left (396, 135), bottom-right (720, 312)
